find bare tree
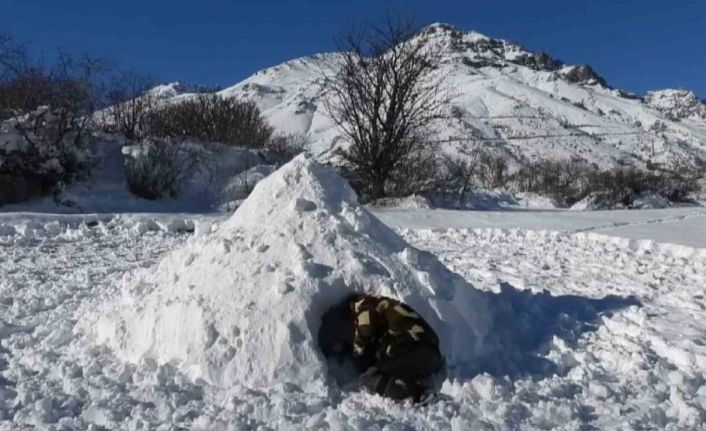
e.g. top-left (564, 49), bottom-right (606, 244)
top-left (0, 32), bottom-right (26, 81)
top-left (105, 69), bottom-right (157, 140)
top-left (320, 18), bottom-right (450, 200)
top-left (443, 153), bottom-right (479, 207)
top-left (0, 32), bottom-right (51, 117)
top-left (1, 52), bottom-right (111, 201)
top-left (14, 53), bottom-right (109, 148)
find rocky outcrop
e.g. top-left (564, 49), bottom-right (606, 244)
top-left (644, 89), bottom-right (706, 121)
top-left (513, 52), bottom-right (562, 72)
top-left (562, 65), bottom-right (608, 87)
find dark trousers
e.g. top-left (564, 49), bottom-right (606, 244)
top-left (359, 343), bottom-right (442, 402)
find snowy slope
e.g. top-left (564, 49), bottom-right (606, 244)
top-left (165, 23), bottom-right (706, 169)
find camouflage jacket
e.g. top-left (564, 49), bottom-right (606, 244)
top-left (349, 295), bottom-right (439, 361)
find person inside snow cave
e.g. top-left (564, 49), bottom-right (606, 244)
top-left (318, 293), bottom-right (443, 402)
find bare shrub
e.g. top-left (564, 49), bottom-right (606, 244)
top-left (0, 136), bottom-right (79, 205)
top-left (443, 148), bottom-right (511, 191)
top-left (265, 132), bottom-right (310, 162)
top-left (146, 95), bottom-right (273, 148)
top-left (0, 116), bottom-right (92, 205)
top-left (475, 150), bottom-right (510, 189)
top-left (442, 154), bottom-right (478, 207)
top-left (2, 31), bottom-right (109, 130)
top-left (511, 158), bottom-right (704, 207)
top-left (0, 33), bottom-right (47, 118)
top-left (0, 32), bottom-right (24, 79)
top-left (124, 139), bottom-right (200, 200)
top-left (655, 156), bottom-right (704, 201)
top-left (512, 159), bottom-right (591, 205)
top-left (0, 68), bottom-right (53, 120)
top-left (320, 17), bottom-right (449, 200)
top-left (386, 150), bottom-right (440, 198)
top-left (204, 151), bottom-right (279, 210)
top-left (16, 54), bottom-right (108, 140)
top-left (443, 147), bottom-right (703, 208)
top-left (0, 53), bottom-right (111, 205)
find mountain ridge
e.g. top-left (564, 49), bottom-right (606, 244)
top-left (155, 23), bottom-right (706, 169)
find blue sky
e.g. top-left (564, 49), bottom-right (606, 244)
top-left (1, 0), bottom-right (704, 96)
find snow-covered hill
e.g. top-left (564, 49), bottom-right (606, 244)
top-left (166, 23), bottom-right (706, 169)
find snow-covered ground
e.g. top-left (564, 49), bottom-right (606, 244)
top-left (1, 157), bottom-right (705, 430)
top-left (375, 206), bottom-right (706, 250)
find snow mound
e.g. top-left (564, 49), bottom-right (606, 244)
top-left (86, 155), bottom-right (491, 392)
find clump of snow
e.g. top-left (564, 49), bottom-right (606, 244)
top-left (86, 155), bottom-right (491, 392)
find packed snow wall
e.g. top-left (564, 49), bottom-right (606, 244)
top-left (86, 155), bottom-right (491, 392)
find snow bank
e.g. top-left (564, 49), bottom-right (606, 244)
top-left (571, 191), bottom-right (680, 210)
top-left (420, 189), bottom-right (559, 211)
top-left (86, 155), bottom-right (491, 392)
top-left (458, 189), bottom-right (557, 210)
top-left (569, 192), bottom-right (623, 211)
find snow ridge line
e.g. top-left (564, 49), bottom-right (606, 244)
top-left (573, 231), bottom-right (706, 258)
top-left (0, 214), bottom-right (221, 240)
top-left (570, 209), bottom-right (706, 234)
top-left (405, 226), bottom-right (706, 259)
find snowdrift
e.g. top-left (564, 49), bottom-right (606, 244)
top-left (87, 155), bottom-right (490, 392)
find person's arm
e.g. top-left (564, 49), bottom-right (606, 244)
top-left (352, 298), bottom-right (383, 357)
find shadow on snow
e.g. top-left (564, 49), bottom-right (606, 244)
top-left (465, 282), bottom-right (641, 380)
